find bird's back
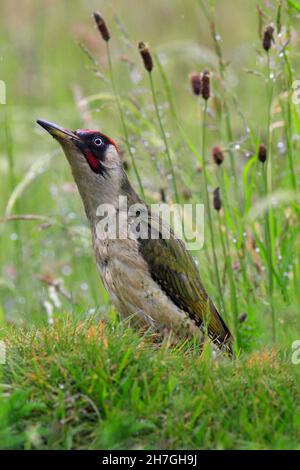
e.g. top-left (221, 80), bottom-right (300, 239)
top-left (93, 204), bottom-right (233, 354)
top-left (136, 211), bottom-right (233, 353)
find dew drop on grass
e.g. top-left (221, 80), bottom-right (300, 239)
top-left (130, 68), bottom-right (141, 84)
top-left (80, 282), bottom-right (89, 291)
top-left (50, 184), bottom-right (58, 197)
top-left (158, 53), bottom-right (167, 66)
top-left (62, 265), bottom-right (72, 276)
top-left (10, 233), bottom-right (18, 241)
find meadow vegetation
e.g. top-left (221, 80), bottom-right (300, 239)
top-left (0, 0), bottom-right (299, 449)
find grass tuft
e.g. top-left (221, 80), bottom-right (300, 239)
top-left (1, 317), bottom-right (300, 450)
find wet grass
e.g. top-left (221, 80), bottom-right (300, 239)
top-left (1, 317), bottom-right (300, 450)
top-left (0, 0), bottom-right (300, 450)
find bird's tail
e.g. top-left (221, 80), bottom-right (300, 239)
top-left (207, 300), bottom-right (234, 357)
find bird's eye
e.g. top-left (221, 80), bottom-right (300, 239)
top-left (93, 137), bottom-right (103, 146)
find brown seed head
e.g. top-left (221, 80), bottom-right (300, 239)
top-left (93, 12), bottom-right (110, 42)
top-left (182, 188), bottom-right (192, 201)
top-left (201, 69), bottom-right (211, 100)
top-left (189, 72), bottom-right (202, 96)
top-left (238, 312), bottom-right (248, 323)
top-left (159, 188), bottom-right (166, 203)
top-left (212, 146), bottom-right (224, 166)
top-left (138, 41), bottom-right (153, 72)
top-left (258, 143), bottom-right (267, 163)
top-left (262, 25), bottom-right (274, 52)
top-left (213, 187), bottom-right (222, 211)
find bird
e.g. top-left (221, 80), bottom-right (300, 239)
top-left (37, 119), bottom-right (233, 355)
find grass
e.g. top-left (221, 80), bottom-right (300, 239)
top-left (0, 0), bottom-right (300, 450)
top-left (1, 316), bottom-right (300, 450)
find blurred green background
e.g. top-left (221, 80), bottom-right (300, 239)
top-left (0, 0), bottom-right (266, 143)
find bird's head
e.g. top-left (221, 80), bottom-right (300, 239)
top-left (37, 119), bottom-right (127, 216)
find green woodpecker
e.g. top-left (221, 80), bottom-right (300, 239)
top-left (37, 119), bottom-right (233, 354)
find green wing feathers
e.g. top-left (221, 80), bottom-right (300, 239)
top-left (138, 219), bottom-right (233, 353)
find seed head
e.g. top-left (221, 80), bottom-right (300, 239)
top-left (238, 312), bottom-right (247, 323)
top-left (258, 143), bottom-right (267, 163)
top-left (262, 25), bottom-right (274, 52)
top-left (182, 188), bottom-right (192, 201)
top-left (213, 187), bottom-right (222, 211)
top-left (189, 72), bottom-right (202, 96)
top-left (138, 42), bottom-right (153, 72)
top-left (212, 146), bottom-right (224, 166)
top-left (93, 12), bottom-right (110, 42)
top-left (201, 69), bottom-right (210, 100)
top-left (159, 188), bottom-right (166, 203)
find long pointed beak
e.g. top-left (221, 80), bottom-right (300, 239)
top-left (37, 119), bottom-right (80, 143)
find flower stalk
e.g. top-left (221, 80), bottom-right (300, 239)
top-left (93, 13), bottom-right (145, 199)
top-left (259, 143), bottom-right (276, 341)
top-left (139, 42), bottom-right (180, 204)
top-left (201, 98), bottom-right (226, 317)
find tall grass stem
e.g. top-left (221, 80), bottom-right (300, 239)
top-left (201, 101), bottom-right (226, 316)
top-left (148, 72), bottom-right (180, 204)
top-left (106, 43), bottom-right (145, 199)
